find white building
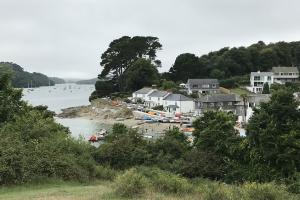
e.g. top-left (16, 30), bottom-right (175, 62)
top-left (272, 67), bottom-right (299, 84)
top-left (248, 71), bottom-right (274, 94)
top-left (163, 94), bottom-right (194, 114)
top-left (144, 90), bottom-right (170, 108)
top-left (132, 87), bottom-right (156, 102)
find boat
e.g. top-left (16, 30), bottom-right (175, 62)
top-left (88, 129), bottom-right (107, 142)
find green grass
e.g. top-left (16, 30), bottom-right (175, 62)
top-left (230, 87), bottom-right (253, 95)
top-left (0, 177), bottom-right (299, 200)
top-left (0, 181), bottom-right (114, 200)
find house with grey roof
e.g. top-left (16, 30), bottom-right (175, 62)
top-left (272, 67), bottom-right (299, 84)
top-left (195, 94), bottom-right (243, 115)
top-left (163, 94), bottom-right (194, 113)
top-left (144, 90), bottom-right (170, 108)
top-left (186, 79), bottom-right (219, 95)
top-left (132, 87), bottom-right (156, 102)
top-left (248, 71), bottom-right (274, 93)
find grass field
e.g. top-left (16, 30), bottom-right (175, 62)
top-left (230, 87), bottom-right (253, 95)
top-left (0, 179), bottom-right (299, 200)
top-left (0, 181), bottom-right (114, 200)
top-left (0, 181), bottom-right (198, 200)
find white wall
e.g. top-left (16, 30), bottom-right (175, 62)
top-left (163, 100), bottom-right (194, 113)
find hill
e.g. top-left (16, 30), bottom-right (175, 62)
top-left (166, 41), bottom-right (300, 82)
top-left (49, 77), bottom-right (65, 84)
top-left (0, 62), bottom-right (54, 88)
top-left (76, 78), bottom-right (98, 85)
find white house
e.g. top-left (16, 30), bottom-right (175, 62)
top-left (163, 94), bottom-right (194, 114)
top-left (248, 71), bottom-right (274, 94)
top-left (132, 87), bottom-right (156, 102)
top-left (144, 90), bottom-right (170, 108)
top-left (186, 79), bottom-right (219, 95)
top-left (272, 67), bottom-right (299, 84)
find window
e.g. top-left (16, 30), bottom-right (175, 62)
top-left (212, 84), bottom-right (216, 88)
top-left (202, 84), bottom-right (210, 88)
top-left (254, 76), bottom-right (260, 81)
top-left (289, 73), bottom-right (293, 76)
top-left (267, 76), bottom-right (271, 81)
top-left (192, 84), bottom-right (198, 89)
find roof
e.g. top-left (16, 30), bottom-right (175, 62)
top-left (251, 71), bottom-right (273, 76)
top-left (197, 94), bottom-right (241, 103)
top-left (163, 94), bottom-right (193, 101)
top-left (148, 90), bottom-right (169, 97)
top-left (133, 87), bottom-right (154, 94)
top-left (187, 79), bottom-right (219, 85)
top-left (272, 67), bottom-right (299, 73)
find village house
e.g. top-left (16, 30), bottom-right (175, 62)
top-left (195, 94), bottom-right (243, 116)
top-left (163, 93), bottom-right (194, 113)
top-left (144, 90), bottom-right (170, 108)
top-left (186, 79), bottom-right (219, 95)
top-left (248, 71), bottom-right (273, 94)
top-left (132, 87), bottom-right (156, 102)
top-left (272, 67), bottom-right (299, 84)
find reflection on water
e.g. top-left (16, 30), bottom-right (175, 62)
top-left (22, 83), bottom-right (107, 138)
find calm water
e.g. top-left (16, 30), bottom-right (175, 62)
top-left (22, 84), bottom-right (109, 139)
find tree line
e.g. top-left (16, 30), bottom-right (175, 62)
top-left (93, 37), bottom-right (300, 98)
top-left (0, 62), bottom-right (55, 88)
top-left (166, 41), bottom-right (300, 83)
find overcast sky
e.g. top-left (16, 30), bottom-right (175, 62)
top-left (1, 0), bottom-right (300, 79)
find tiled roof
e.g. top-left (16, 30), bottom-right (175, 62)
top-left (272, 67), bottom-right (299, 73)
top-left (197, 94), bottom-right (241, 103)
top-left (133, 87), bottom-right (154, 94)
top-left (251, 71), bottom-right (273, 76)
top-left (163, 94), bottom-right (192, 101)
top-left (187, 79), bottom-right (219, 85)
top-left (148, 90), bottom-right (169, 97)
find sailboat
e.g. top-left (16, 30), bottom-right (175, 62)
top-left (28, 80), bottom-right (34, 91)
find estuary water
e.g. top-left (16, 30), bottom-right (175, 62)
top-left (22, 84), bottom-right (109, 139)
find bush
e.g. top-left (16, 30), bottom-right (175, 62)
top-left (137, 167), bottom-right (192, 194)
top-left (244, 182), bottom-right (292, 200)
top-left (114, 168), bottom-right (148, 198)
top-left (95, 165), bottom-right (118, 181)
top-left (152, 105), bottom-right (164, 111)
top-left (0, 111), bottom-right (98, 184)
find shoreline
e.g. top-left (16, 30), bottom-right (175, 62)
top-left (57, 100), bottom-right (180, 134)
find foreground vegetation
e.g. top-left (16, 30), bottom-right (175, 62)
top-left (1, 68), bottom-right (300, 199)
top-left (1, 168), bottom-right (299, 200)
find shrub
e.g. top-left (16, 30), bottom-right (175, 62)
top-left (152, 105), bottom-right (164, 111)
top-left (244, 182), bottom-right (291, 200)
top-left (95, 165), bottom-right (118, 181)
top-left (137, 167), bottom-right (192, 194)
top-left (114, 168), bottom-right (148, 198)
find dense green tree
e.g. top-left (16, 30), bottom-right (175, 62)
top-left (0, 62), bottom-right (54, 88)
top-left (246, 90), bottom-right (300, 181)
top-left (124, 59), bottom-right (159, 92)
top-left (167, 41), bottom-right (300, 83)
top-left (262, 82), bottom-right (270, 94)
top-left (93, 123), bottom-right (148, 169)
top-left (193, 111), bottom-right (241, 157)
top-left (161, 80), bottom-right (177, 90)
top-left (0, 72), bottom-right (25, 125)
top-left (169, 53), bottom-right (201, 81)
top-left (99, 36), bottom-right (162, 90)
top-left (210, 69), bottom-right (225, 79)
top-left (89, 80), bottom-right (115, 101)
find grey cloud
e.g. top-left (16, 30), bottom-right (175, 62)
top-left (0, 0), bottom-right (300, 78)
